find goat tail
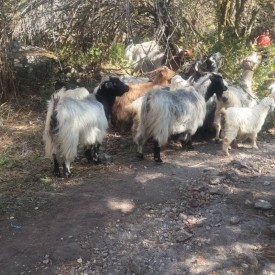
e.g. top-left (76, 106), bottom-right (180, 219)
top-left (50, 95), bottom-right (60, 135)
top-left (43, 94), bottom-right (60, 159)
top-left (135, 92), bottom-right (171, 146)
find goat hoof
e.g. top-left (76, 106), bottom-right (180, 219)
top-left (65, 172), bottom-right (72, 178)
top-left (154, 158), bottom-right (163, 163)
top-left (136, 153), bottom-right (144, 160)
top-left (215, 138), bottom-right (221, 143)
top-left (187, 145), bottom-right (195, 151)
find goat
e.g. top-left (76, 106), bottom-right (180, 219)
top-left (43, 78), bottom-right (129, 177)
top-left (52, 86), bottom-right (90, 100)
top-left (43, 85), bottom-right (91, 161)
top-left (125, 38), bottom-right (162, 73)
top-left (213, 52), bottom-right (258, 141)
top-left (94, 76), bottom-right (130, 120)
top-left (169, 75), bottom-right (190, 90)
top-left (125, 37), bottom-right (188, 74)
top-left (221, 97), bottom-right (275, 156)
top-left (133, 74), bottom-right (228, 162)
top-left (111, 66), bottom-right (175, 132)
top-left (119, 75), bottom-right (149, 84)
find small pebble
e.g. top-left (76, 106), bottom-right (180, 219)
top-left (77, 257), bottom-right (83, 264)
top-left (229, 216), bottom-right (240, 225)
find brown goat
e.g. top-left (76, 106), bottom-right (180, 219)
top-left (111, 66), bottom-right (175, 132)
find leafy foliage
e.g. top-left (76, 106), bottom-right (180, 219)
top-left (0, 0), bottom-right (274, 102)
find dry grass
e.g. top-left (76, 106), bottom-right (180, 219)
top-left (0, 102), bottom-right (56, 217)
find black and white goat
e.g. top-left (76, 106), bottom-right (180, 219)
top-left (43, 78), bottom-right (129, 177)
top-left (133, 74), bottom-right (228, 162)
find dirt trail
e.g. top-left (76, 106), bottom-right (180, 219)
top-left (1, 133), bottom-right (275, 275)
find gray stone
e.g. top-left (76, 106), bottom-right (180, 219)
top-left (209, 176), bottom-right (225, 185)
top-left (229, 216), bottom-right (240, 225)
top-left (254, 199), bottom-right (272, 210)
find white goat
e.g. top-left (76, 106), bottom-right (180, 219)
top-left (213, 52), bottom-right (258, 141)
top-left (125, 37), bottom-right (187, 74)
top-left (43, 86), bottom-right (90, 160)
top-left (125, 38), bottom-right (163, 73)
top-left (134, 86), bottom-right (207, 162)
top-left (44, 94), bottom-right (108, 177)
top-left (44, 78), bottom-right (129, 177)
top-left (54, 86), bottom-right (90, 100)
top-left (221, 97), bottom-right (275, 156)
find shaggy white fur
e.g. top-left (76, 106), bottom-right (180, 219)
top-left (44, 78), bottom-right (129, 177)
top-left (213, 52), bottom-right (258, 141)
top-left (134, 86), bottom-right (206, 162)
top-left (169, 75), bottom-right (190, 90)
top-left (44, 94), bottom-right (108, 177)
top-left (221, 97), bottom-right (274, 155)
top-left (53, 87), bottom-right (90, 100)
top-left (43, 87), bottom-right (91, 160)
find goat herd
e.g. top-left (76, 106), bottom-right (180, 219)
top-left (43, 51), bottom-right (275, 178)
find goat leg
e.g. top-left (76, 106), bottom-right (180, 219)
top-left (153, 141), bottom-right (162, 162)
top-left (62, 162), bottom-right (72, 178)
top-left (53, 154), bottom-right (61, 177)
top-left (250, 133), bottom-right (259, 149)
top-left (180, 133), bottom-right (194, 150)
top-left (92, 144), bottom-right (101, 164)
top-left (136, 135), bottom-right (144, 160)
top-left (84, 146), bottom-right (93, 162)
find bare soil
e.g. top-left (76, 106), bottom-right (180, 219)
top-left (0, 107), bottom-right (275, 275)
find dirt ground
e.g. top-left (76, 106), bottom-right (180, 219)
top-left (0, 107), bottom-right (275, 275)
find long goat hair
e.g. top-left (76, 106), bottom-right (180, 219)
top-left (212, 52), bottom-right (258, 141)
top-left (134, 86), bottom-right (206, 162)
top-left (44, 78), bottom-right (129, 177)
top-left (133, 73), bottom-right (228, 162)
top-left (221, 97), bottom-right (275, 155)
top-left (111, 66), bottom-right (175, 132)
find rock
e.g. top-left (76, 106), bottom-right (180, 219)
top-left (209, 187), bottom-right (223, 195)
top-left (254, 199), bottom-right (272, 210)
top-left (203, 167), bottom-right (219, 176)
top-left (263, 181), bottom-right (271, 186)
top-left (98, 152), bottom-right (113, 163)
top-left (229, 216), bottom-right (240, 225)
top-left (175, 229), bottom-right (192, 243)
top-left (77, 257), bottom-right (83, 264)
top-left (208, 176), bottom-right (224, 185)
top-left (231, 159), bottom-right (259, 172)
